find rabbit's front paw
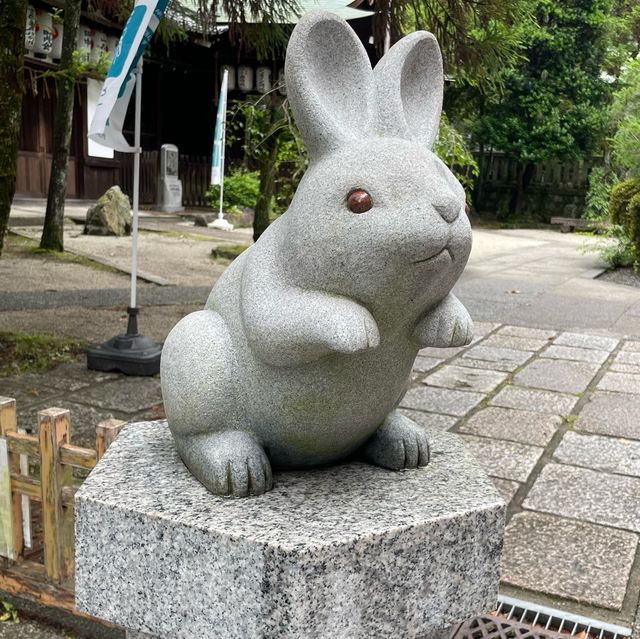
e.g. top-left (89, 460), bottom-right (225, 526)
top-left (324, 300), bottom-right (380, 354)
top-left (413, 294), bottom-right (473, 348)
top-left (361, 412), bottom-right (430, 470)
top-left (175, 431), bottom-right (273, 497)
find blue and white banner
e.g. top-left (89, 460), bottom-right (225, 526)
top-left (210, 69), bottom-right (229, 185)
top-left (89, 0), bottom-right (169, 152)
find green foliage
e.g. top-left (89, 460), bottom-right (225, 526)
top-left (583, 166), bottom-right (618, 220)
top-left (478, 0), bottom-right (612, 166)
top-left (434, 115), bottom-right (479, 195)
top-left (609, 178), bottom-right (640, 225)
top-left (397, 0), bottom-right (531, 92)
top-left (628, 191), bottom-right (640, 262)
top-left (585, 178), bottom-right (640, 268)
top-left (226, 92), bottom-right (308, 218)
top-left (0, 601), bottom-right (19, 623)
top-left (0, 331), bottom-right (85, 377)
top-left (206, 169), bottom-right (260, 213)
top-left (611, 58), bottom-right (640, 176)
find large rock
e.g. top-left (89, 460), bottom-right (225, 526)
top-left (84, 186), bottom-right (132, 236)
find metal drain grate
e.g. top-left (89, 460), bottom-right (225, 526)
top-left (452, 595), bottom-right (632, 639)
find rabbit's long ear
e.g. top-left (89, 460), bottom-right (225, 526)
top-left (285, 11), bottom-right (375, 159)
top-left (374, 32), bottom-right (443, 149)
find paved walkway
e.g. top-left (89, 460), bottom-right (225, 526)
top-left (2, 202), bottom-right (640, 637)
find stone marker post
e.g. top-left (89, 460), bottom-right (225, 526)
top-left (157, 144), bottom-right (184, 213)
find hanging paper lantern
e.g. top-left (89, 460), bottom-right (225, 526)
top-left (277, 68), bottom-right (286, 96)
top-left (76, 24), bottom-right (93, 63)
top-left (34, 9), bottom-right (53, 59)
top-left (237, 65), bottom-right (254, 92)
top-left (221, 65), bottom-right (236, 91)
top-left (256, 66), bottom-right (272, 93)
top-left (25, 5), bottom-right (36, 57)
top-left (51, 16), bottom-right (63, 62)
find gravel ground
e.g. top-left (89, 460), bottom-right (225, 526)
top-left (0, 619), bottom-right (77, 639)
top-left (598, 266), bottom-right (640, 288)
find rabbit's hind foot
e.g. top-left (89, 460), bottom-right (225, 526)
top-left (361, 412), bottom-right (430, 471)
top-left (174, 431), bottom-right (273, 497)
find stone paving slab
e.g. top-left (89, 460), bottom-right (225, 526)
top-left (523, 463), bottom-right (640, 532)
top-left (462, 345), bottom-right (533, 368)
top-left (16, 400), bottom-right (126, 449)
top-left (460, 434), bottom-right (544, 482)
top-left (400, 386), bottom-right (485, 416)
top-left (554, 332), bottom-right (619, 352)
top-left (459, 406), bottom-right (562, 446)
top-left (490, 386), bottom-right (578, 415)
top-left (454, 356), bottom-right (522, 373)
top-left (472, 321), bottom-right (502, 337)
top-left (597, 371), bottom-right (640, 394)
top-left (514, 359), bottom-right (600, 394)
top-left (576, 391), bottom-right (640, 440)
top-left (397, 408), bottom-right (458, 431)
top-left (491, 478), bottom-right (520, 504)
top-left (497, 325), bottom-right (558, 340)
top-left (540, 345), bottom-right (610, 365)
top-left (610, 362), bottom-right (640, 374)
top-left (479, 334), bottom-right (550, 352)
top-left (622, 340), bottom-right (640, 352)
top-left (616, 351), bottom-right (640, 365)
top-left (423, 365), bottom-right (507, 393)
top-left (419, 345), bottom-right (466, 359)
top-left (554, 431), bottom-right (640, 477)
top-left (412, 355), bottom-right (444, 373)
top-left (501, 512), bottom-right (638, 610)
top-left (72, 377), bottom-right (163, 414)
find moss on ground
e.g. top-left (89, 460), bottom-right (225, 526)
top-left (0, 331), bottom-right (85, 377)
top-left (210, 244), bottom-right (250, 261)
top-left (7, 232), bottom-right (120, 274)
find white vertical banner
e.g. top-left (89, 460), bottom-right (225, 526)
top-left (211, 69), bottom-right (229, 186)
top-left (89, 0), bottom-right (169, 152)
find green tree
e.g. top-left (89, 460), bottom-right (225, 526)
top-left (480, 0), bottom-right (612, 217)
top-left (611, 58), bottom-right (640, 177)
top-left (0, 0), bottom-right (27, 258)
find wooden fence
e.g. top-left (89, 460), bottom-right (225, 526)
top-left (474, 151), bottom-right (602, 219)
top-left (0, 397), bottom-right (124, 615)
top-left (118, 151), bottom-right (212, 209)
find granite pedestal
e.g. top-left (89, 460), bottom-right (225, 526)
top-left (75, 421), bottom-right (505, 639)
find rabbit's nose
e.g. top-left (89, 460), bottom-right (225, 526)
top-left (432, 196), bottom-right (461, 223)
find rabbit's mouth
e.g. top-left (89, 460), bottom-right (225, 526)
top-left (412, 247), bottom-right (453, 265)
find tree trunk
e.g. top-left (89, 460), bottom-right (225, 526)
top-left (0, 0), bottom-right (27, 258)
top-left (40, 0), bottom-right (82, 252)
top-left (509, 161), bottom-right (535, 217)
top-left (252, 105), bottom-right (279, 242)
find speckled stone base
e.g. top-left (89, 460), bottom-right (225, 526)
top-left (75, 421), bottom-right (504, 639)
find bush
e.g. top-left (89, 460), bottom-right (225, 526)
top-left (205, 170), bottom-right (260, 214)
top-left (628, 192), bottom-right (640, 262)
top-left (583, 167), bottom-right (617, 221)
top-left (608, 178), bottom-right (640, 227)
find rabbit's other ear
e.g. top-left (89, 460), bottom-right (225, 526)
top-left (374, 32), bottom-right (443, 149)
top-left (285, 11), bottom-right (375, 159)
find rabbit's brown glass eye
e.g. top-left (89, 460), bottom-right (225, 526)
top-left (347, 189), bottom-right (373, 214)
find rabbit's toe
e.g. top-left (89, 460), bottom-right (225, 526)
top-left (174, 430), bottom-right (273, 497)
top-left (361, 412), bottom-right (430, 471)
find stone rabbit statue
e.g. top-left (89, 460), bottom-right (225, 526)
top-left (160, 11), bottom-right (473, 497)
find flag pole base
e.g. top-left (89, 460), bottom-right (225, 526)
top-left (87, 307), bottom-right (162, 376)
top-left (208, 217), bottom-right (234, 231)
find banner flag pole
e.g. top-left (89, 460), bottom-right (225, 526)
top-left (208, 69), bottom-right (233, 231)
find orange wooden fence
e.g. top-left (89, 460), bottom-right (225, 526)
top-left (0, 396), bottom-right (124, 614)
